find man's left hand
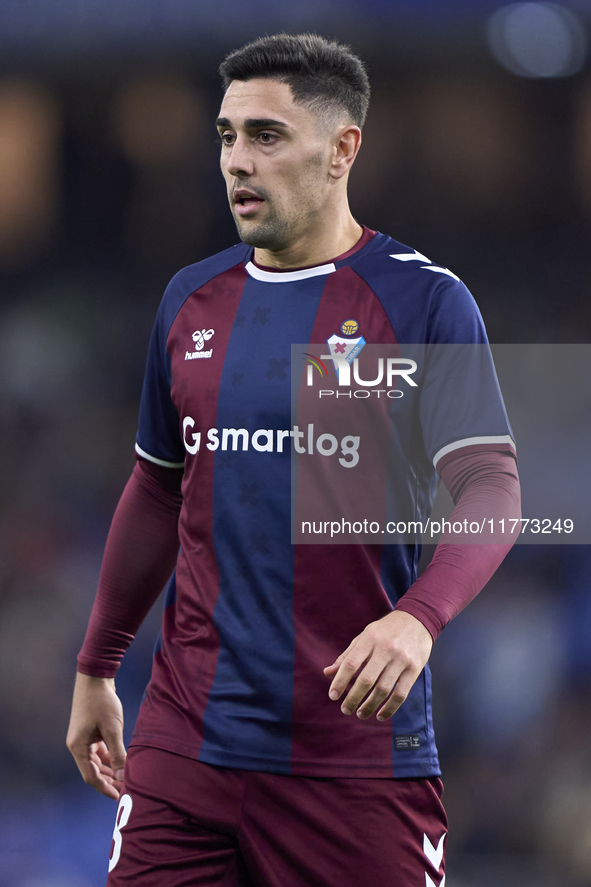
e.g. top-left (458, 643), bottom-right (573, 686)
top-left (323, 610), bottom-right (433, 721)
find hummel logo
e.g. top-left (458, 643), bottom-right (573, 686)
top-left (185, 328), bottom-right (214, 361)
top-left (192, 329), bottom-right (214, 351)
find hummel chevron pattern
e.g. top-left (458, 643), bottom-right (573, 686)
top-left (424, 832), bottom-right (446, 887)
top-left (389, 251), bottom-right (460, 281)
top-left (390, 250), bottom-right (432, 264)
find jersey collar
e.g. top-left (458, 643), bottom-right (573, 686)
top-left (244, 226), bottom-right (376, 283)
top-left (244, 261), bottom-right (336, 283)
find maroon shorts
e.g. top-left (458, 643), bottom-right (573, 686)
top-left (106, 746), bottom-right (447, 886)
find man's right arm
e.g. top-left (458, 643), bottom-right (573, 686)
top-left (66, 457), bottom-right (183, 799)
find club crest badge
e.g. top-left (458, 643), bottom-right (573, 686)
top-left (326, 320), bottom-right (366, 382)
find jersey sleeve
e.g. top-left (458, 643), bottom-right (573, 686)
top-left (77, 458), bottom-right (183, 676)
top-left (394, 449), bottom-right (521, 639)
top-left (418, 277), bottom-right (515, 471)
top-left (135, 285), bottom-right (185, 469)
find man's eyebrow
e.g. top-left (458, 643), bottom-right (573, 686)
top-left (215, 117), bottom-right (289, 130)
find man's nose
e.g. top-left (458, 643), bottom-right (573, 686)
top-left (225, 136), bottom-right (255, 178)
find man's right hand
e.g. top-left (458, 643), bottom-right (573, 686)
top-left (66, 672), bottom-right (127, 801)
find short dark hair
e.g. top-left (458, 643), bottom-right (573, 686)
top-left (219, 33), bottom-right (370, 128)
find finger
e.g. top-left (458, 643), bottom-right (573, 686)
top-left (102, 727), bottom-right (127, 782)
top-left (95, 740), bottom-right (112, 765)
top-left (355, 662), bottom-right (402, 719)
top-left (328, 647), bottom-right (372, 701)
top-left (323, 662), bottom-right (340, 676)
top-left (72, 745), bottom-right (101, 788)
top-left (92, 744), bottom-right (123, 781)
top-left (94, 740), bottom-right (124, 778)
top-left (88, 757), bottom-right (121, 801)
top-left (323, 629), bottom-right (370, 680)
top-left (376, 667), bottom-right (420, 721)
top-left (339, 656), bottom-right (391, 715)
top-left (72, 743), bottom-right (120, 801)
top-left (323, 646), bottom-right (350, 677)
top-left (88, 738), bottom-right (127, 795)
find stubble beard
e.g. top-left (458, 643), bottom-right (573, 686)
top-left (231, 196), bottom-right (293, 251)
top-left (230, 153), bottom-right (326, 252)
top-left (233, 208), bottom-right (291, 251)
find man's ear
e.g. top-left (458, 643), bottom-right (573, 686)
top-left (329, 125), bottom-right (362, 180)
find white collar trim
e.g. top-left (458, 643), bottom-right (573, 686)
top-left (245, 260), bottom-right (336, 283)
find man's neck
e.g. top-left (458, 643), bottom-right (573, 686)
top-left (253, 212), bottom-right (363, 271)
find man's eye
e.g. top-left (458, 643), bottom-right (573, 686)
top-left (220, 132), bottom-right (235, 146)
top-left (258, 132), bottom-right (276, 144)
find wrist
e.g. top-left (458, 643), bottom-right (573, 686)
top-left (75, 671), bottom-right (116, 689)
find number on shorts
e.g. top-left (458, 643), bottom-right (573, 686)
top-left (108, 793), bottom-right (133, 873)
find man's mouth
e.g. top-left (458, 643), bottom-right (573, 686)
top-left (233, 189), bottom-right (265, 216)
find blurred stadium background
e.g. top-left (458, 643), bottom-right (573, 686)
top-left (1, 1), bottom-right (591, 885)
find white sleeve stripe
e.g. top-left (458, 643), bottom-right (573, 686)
top-left (433, 434), bottom-right (516, 468)
top-left (135, 443), bottom-right (185, 468)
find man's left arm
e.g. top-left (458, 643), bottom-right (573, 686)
top-left (324, 449), bottom-right (521, 720)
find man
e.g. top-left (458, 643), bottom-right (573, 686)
top-left (67, 33), bottom-right (520, 886)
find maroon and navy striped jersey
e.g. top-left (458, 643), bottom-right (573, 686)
top-left (131, 228), bottom-right (514, 778)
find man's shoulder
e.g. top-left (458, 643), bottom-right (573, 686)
top-left (346, 230), bottom-right (463, 291)
top-left (167, 242), bottom-right (252, 298)
top-left (152, 242), bottom-right (251, 334)
top-left (346, 230), bottom-right (483, 342)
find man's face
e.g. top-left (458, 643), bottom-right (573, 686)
top-left (217, 78), bottom-right (334, 252)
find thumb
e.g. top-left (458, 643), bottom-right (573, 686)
top-left (104, 728), bottom-right (127, 779)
